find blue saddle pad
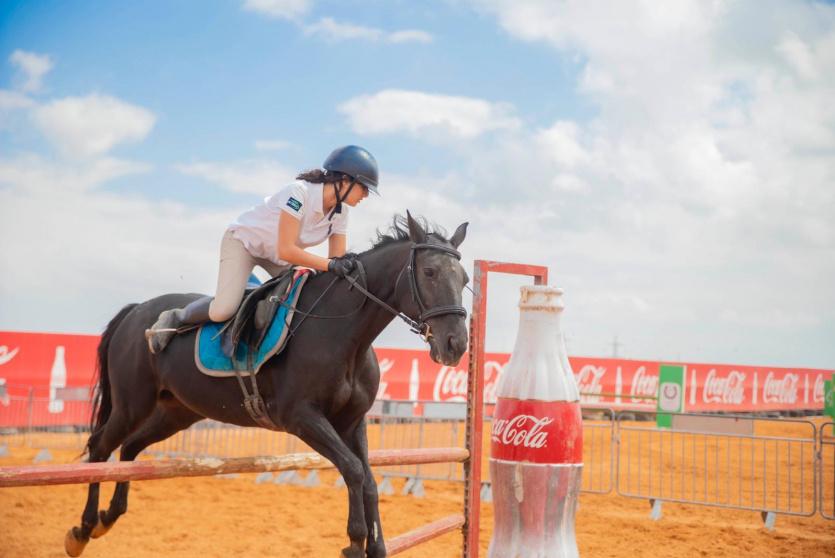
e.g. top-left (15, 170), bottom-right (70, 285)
top-left (194, 272), bottom-right (309, 377)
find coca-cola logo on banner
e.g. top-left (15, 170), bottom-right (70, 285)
top-left (630, 366), bottom-right (658, 400)
top-left (433, 365), bottom-right (467, 402)
top-left (703, 369), bottom-right (746, 404)
top-left (763, 372), bottom-right (799, 404)
top-left (432, 359), bottom-right (506, 403)
top-left (575, 364), bottom-right (605, 402)
top-left (483, 360), bottom-right (503, 404)
top-left (0, 345), bottom-right (19, 366)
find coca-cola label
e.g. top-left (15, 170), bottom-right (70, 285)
top-left (491, 398), bottom-right (582, 464)
top-left (432, 365), bottom-right (468, 402)
top-left (0, 345), bottom-right (19, 366)
top-left (762, 372), bottom-right (799, 404)
top-left (431, 360), bottom-right (504, 403)
top-left (702, 369), bottom-right (747, 404)
top-left (631, 366), bottom-right (658, 401)
top-left (575, 365), bottom-right (605, 403)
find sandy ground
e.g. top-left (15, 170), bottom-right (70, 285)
top-left (1, 442), bottom-right (834, 558)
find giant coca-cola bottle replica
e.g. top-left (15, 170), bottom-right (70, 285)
top-left (489, 286), bottom-right (582, 558)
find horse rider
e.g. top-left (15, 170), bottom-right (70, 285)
top-left (145, 145), bottom-right (379, 354)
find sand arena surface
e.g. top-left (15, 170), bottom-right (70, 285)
top-left (2, 440), bottom-right (834, 558)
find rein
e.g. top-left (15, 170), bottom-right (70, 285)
top-left (345, 242), bottom-right (467, 342)
top-left (268, 241), bottom-right (467, 343)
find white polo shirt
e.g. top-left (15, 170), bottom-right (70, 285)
top-left (228, 181), bottom-right (349, 265)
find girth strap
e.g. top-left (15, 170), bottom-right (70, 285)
top-left (233, 369), bottom-right (281, 430)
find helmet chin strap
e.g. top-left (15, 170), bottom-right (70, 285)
top-left (326, 177), bottom-right (358, 234)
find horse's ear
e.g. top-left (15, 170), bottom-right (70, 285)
top-left (449, 222), bottom-right (468, 249)
top-left (406, 211), bottom-right (426, 244)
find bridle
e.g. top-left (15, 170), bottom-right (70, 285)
top-left (345, 242), bottom-right (468, 342)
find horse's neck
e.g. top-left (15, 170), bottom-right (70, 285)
top-left (350, 242), bottom-right (411, 346)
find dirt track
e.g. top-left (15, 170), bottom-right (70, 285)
top-left (1, 444), bottom-right (834, 558)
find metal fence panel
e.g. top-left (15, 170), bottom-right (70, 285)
top-left (820, 422), bottom-right (835, 520)
top-left (0, 395), bottom-right (91, 450)
top-left (616, 413), bottom-right (818, 517)
top-left (579, 409), bottom-right (615, 494)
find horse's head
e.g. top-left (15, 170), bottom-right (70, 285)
top-left (401, 212), bottom-right (469, 366)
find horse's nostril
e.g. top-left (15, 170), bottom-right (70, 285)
top-left (447, 334), bottom-right (460, 354)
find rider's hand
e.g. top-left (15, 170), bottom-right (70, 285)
top-left (328, 256), bottom-right (357, 278)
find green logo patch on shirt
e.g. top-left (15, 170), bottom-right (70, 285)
top-left (286, 197), bottom-right (302, 211)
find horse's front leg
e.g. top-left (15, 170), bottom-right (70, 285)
top-left (346, 418), bottom-right (385, 558)
top-left (289, 406), bottom-right (367, 558)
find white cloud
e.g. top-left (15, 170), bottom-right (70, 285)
top-left (304, 17), bottom-right (383, 41)
top-left (339, 89), bottom-right (520, 139)
top-left (176, 159), bottom-right (297, 195)
top-left (32, 94), bottom-right (156, 157)
top-left (303, 17), bottom-right (433, 43)
top-left (0, 89), bottom-right (35, 110)
top-left (0, 154), bottom-right (151, 195)
top-left (254, 139), bottom-right (291, 151)
top-left (776, 32), bottom-right (818, 81)
top-left (536, 121), bottom-right (590, 168)
top-left (432, 0), bottom-right (835, 364)
top-left (9, 50), bottom-right (53, 93)
top-left (0, 154), bottom-right (237, 333)
top-left (242, 0), bottom-right (311, 21)
top-left (388, 30), bottom-right (433, 44)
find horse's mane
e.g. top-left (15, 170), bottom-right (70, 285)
top-left (368, 214), bottom-right (448, 252)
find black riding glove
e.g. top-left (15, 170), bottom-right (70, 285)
top-left (328, 256), bottom-right (356, 278)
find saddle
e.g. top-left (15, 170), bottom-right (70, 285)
top-left (228, 269), bottom-right (296, 353)
top-left (195, 268), bottom-right (311, 377)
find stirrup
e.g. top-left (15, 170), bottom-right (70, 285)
top-left (145, 327), bottom-right (180, 355)
top-left (144, 326), bottom-right (179, 355)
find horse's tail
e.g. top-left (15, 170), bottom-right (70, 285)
top-left (85, 303), bottom-right (138, 456)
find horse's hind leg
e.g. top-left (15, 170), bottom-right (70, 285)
top-left (65, 410), bottom-right (139, 556)
top-left (91, 404), bottom-right (201, 539)
top-left (65, 395), bottom-right (155, 556)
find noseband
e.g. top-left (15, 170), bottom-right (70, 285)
top-left (346, 242), bottom-right (468, 343)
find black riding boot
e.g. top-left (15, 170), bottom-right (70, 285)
top-left (145, 296), bottom-right (213, 354)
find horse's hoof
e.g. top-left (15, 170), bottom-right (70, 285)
top-left (64, 527), bottom-right (88, 557)
top-left (340, 546), bottom-right (365, 558)
top-left (90, 511), bottom-right (111, 539)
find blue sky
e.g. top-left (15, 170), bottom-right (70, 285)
top-left (1, 1), bottom-right (834, 368)
top-left (1, 0), bottom-right (587, 201)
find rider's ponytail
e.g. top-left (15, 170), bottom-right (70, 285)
top-left (296, 169), bottom-right (344, 184)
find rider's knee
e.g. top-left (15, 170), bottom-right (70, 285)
top-left (208, 301), bottom-right (237, 322)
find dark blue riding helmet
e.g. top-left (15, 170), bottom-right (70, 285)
top-left (323, 145), bottom-right (379, 194)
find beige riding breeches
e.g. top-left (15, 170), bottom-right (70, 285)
top-left (208, 230), bottom-right (290, 322)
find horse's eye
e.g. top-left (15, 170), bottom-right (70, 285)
top-left (423, 268), bottom-right (435, 278)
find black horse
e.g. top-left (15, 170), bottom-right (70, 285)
top-left (65, 213), bottom-right (469, 558)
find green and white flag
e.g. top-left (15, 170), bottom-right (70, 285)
top-left (656, 364), bottom-right (685, 428)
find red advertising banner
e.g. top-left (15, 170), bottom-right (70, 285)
top-left (0, 331), bottom-right (831, 427)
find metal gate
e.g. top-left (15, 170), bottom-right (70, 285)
top-left (616, 413), bottom-right (818, 518)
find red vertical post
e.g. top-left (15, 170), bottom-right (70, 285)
top-left (464, 261), bottom-right (488, 558)
top-left (463, 260), bottom-right (549, 558)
